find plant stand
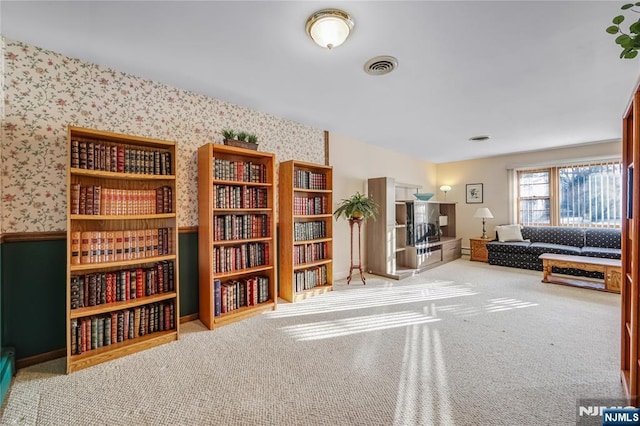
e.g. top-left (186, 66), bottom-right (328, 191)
top-left (347, 218), bottom-right (366, 285)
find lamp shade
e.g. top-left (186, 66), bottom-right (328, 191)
top-left (473, 207), bottom-right (493, 219)
top-left (306, 9), bottom-right (354, 49)
top-left (439, 185), bottom-right (452, 192)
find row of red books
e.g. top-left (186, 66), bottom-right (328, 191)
top-left (294, 169), bottom-right (328, 190)
top-left (71, 139), bottom-right (172, 175)
top-left (213, 242), bottom-right (269, 274)
top-left (70, 184), bottom-right (172, 216)
top-left (70, 228), bottom-right (172, 265)
top-left (70, 301), bottom-right (175, 355)
top-left (293, 195), bottom-right (328, 215)
top-left (293, 242), bottom-right (329, 265)
top-left (213, 276), bottom-right (270, 316)
top-left (70, 261), bottom-right (175, 309)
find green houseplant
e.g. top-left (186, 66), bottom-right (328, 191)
top-left (606, 3), bottom-right (640, 58)
top-left (222, 129), bottom-right (258, 151)
top-left (333, 192), bottom-right (379, 221)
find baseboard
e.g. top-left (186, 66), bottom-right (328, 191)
top-left (180, 313), bottom-right (199, 323)
top-left (16, 348), bottom-right (65, 370)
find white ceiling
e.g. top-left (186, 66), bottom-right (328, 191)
top-left (2, 1), bottom-right (639, 163)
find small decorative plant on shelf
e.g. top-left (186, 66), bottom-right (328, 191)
top-left (333, 192), bottom-right (379, 221)
top-left (222, 129), bottom-right (259, 151)
top-left (606, 3), bottom-right (640, 59)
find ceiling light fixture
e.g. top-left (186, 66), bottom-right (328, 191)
top-left (306, 8), bottom-right (354, 50)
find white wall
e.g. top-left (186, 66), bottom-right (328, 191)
top-left (435, 141), bottom-right (621, 251)
top-left (329, 132), bottom-right (437, 279)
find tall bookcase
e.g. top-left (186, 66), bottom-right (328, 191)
top-left (197, 143), bottom-right (277, 329)
top-left (278, 160), bottom-right (333, 302)
top-left (621, 85), bottom-right (640, 404)
top-left (66, 126), bottom-right (179, 373)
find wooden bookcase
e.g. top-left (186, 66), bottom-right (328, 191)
top-left (197, 143), bottom-right (277, 329)
top-left (278, 160), bottom-right (333, 302)
top-left (621, 85), bottom-right (640, 404)
top-left (66, 126), bottom-right (179, 373)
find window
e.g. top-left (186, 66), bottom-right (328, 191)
top-left (517, 160), bottom-right (622, 228)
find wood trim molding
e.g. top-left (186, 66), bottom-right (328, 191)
top-left (324, 130), bottom-right (330, 166)
top-left (16, 348), bottom-right (66, 370)
top-left (180, 313), bottom-right (199, 323)
top-left (3, 227), bottom-right (198, 243)
top-left (3, 231), bottom-right (66, 243)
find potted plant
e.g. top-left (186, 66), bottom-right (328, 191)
top-left (333, 192), bottom-right (379, 221)
top-left (222, 129), bottom-right (258, 151)
top-left (606, 3), bottom-right (640, 59)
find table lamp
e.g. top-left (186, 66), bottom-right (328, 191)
top-left (473, 207), bottom-right (493, 239)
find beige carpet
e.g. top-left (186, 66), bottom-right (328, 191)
top-left (0, 259), bottom-right (624, 425)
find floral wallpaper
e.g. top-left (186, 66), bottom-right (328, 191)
top-left (1, 37), bottom-right (325, 233)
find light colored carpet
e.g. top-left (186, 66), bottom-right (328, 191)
top-left (0, 259), bottom-right (624, 425)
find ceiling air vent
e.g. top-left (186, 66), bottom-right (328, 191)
top-left (364, 56), bottom-right (398, 76)
top-left (469, 135), bottom-right (491, 142)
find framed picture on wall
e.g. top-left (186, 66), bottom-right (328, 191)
top-left (466, 183), bottom-right (483, 204)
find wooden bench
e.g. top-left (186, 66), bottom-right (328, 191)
top-left (539, 253), bottom-right (622, 293)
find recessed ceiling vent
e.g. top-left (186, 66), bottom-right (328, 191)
top-left (364, 56), bottom-right (398, 75)
top-left (469, 135), bottom-right (491, 142)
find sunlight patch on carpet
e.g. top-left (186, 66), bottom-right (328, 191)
top-left (269, 281), bottom-right (477, 319)
top-left (279, 311), bottom-right (441, 341)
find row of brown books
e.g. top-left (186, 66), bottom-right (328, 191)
top-left (71, 139), bottom-right (172, 175)
top-left (293, 221), bottom-right (327, 242)
top-left (70, 184), bottom-right (172, 216)
top-left (214, 185), bottom-right (268, 209)
top-left (213, 276), bottom-right (269, 316)
top-left (295, 265), bottom-right (328, 293)
top-left (213, 214), bottom-right (270, 241)
top-left (70, 261), bottom-right (175, 309)
top-left (213, 158), bottom-right (267, 183)
top-left (70, 228), bottom-right (173, 265)
top-left (293, 195), bottom-right (328, 215)
top-left (70, 301), bottom-right (175, 355)
top-left (293, 242), bottom-right (329, 265)
top-left (213, 242), bottom-right (269, 274)
top-left (294, 169), bottom-right (328, 190)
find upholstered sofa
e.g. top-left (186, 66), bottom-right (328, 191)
top-left (486, 226), bottom-right (621, 279)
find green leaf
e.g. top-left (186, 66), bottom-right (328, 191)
top-left (614, 15), bottom-right (626, 25)
top-left (631, 21), bottom-right (640, 33)
top-left (625, 50), bottom-right (638, 59)
top-left (617, 34), bottom-right (632, 45)
top-left (621, 47), bottom-right (633, 58)
top-left (635, 2), bottom-right (640, 6)
top-left (607, 25), bottom-right (620, 34)
top-left (622, 38), bottom-right (635, 48)
top-left (622, 3), bottom-right (635, 9)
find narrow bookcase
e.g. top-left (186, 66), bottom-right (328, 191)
top-left (66, 126), bottom-right (179, 373)
top-left (278, 160), bottom-right (333, 302)
top-left (197, 143), bottom-right (277, 329)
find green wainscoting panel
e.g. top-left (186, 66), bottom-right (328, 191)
top-left (178, 232), bottom-right (198, 317)
top-left (2, 239), bottom-right (66, 360)
top-left (1, 234), bottom-right (199, 362)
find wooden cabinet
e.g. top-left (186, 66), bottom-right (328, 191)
top-left (278, 160), bottom-right (333, 302)
top-left (621, 84), bottom-right (640, 404)
top-left (366, 177), bottom-right (460, 279)
top-left (470, 238), bottom-right (491, 262)
top-left (197, 143), bottom-right (276, 330)
top-left (66, 126), bottom-right (179, 373)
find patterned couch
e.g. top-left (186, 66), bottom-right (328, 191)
top-left (486, 226), bottom-right (621, 279)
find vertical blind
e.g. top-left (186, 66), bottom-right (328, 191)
top-left (518, 160), bottom-right (622, 228)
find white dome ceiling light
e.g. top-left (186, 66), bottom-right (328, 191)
top-left (305, 9), bottom-right (354, 50)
